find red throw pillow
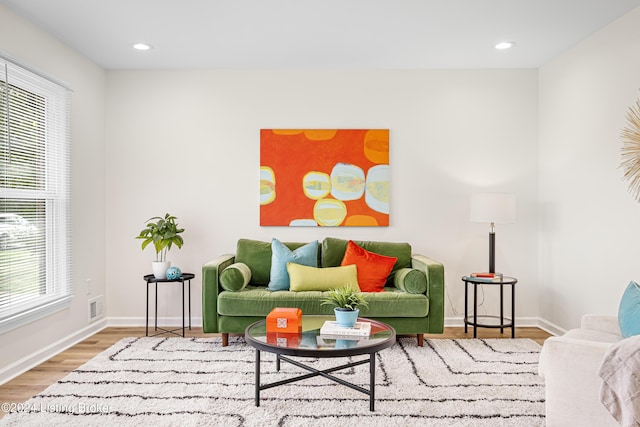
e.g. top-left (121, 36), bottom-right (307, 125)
top-left (340, 240), bottom-right (398, 292)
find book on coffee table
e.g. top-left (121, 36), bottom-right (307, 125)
top-left (316, 334), bottom-right (368, 348)
top-left (320, 320), bottom-right (371, 337)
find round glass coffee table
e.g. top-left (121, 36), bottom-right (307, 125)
top-left (245, 315), bottom-right (396, 412)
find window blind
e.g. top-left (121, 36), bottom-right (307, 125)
top-left (0, 58), bottom-right (71, 333)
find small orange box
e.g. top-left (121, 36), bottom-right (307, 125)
top-left (266, 307), bottom-right (302, 334)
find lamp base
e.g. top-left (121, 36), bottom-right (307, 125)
top-left (489, 231), bottom-right (495, 274)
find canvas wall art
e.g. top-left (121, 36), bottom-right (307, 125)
top-left (260, 129), bottom-right (390, 227)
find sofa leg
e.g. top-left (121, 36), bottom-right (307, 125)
top-left (417, 334), bottom-right (424, 347)
top-left (222, 333), bottom-right (228, 347)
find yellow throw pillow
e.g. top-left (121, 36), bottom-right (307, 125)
top-left (286, 263), bottom-right (360, 292)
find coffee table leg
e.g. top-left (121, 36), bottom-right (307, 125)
top-left (255, 350), bottom-right (260, 407)
top-left (276, 354), bottom-right (280, 372)
top-left (370, 352), bottom-right (376, 411)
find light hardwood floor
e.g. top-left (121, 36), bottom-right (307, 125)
top-left (0, 326), bottom-right (552, 420)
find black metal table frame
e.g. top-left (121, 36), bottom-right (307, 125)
top-left (256, 350), bottom-right (377, 410)
top-left (463, 276), bottom-right (517, 338)
top-left (144, 273), bottom-right (194, 337)
top-left (246, 319), bottom-right (395, 412)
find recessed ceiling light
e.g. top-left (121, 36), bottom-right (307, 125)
top-left (132, 43), bottom-right (152, 51)
top-left (495, 41), bottom-right (515, 50)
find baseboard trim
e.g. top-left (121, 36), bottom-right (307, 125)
top-left (108, 316), bottom-right (559, 334)
top-left (535, 318), bottom-right (566, 337)
top-left (0, 319), bottom-right (108, 386)
top-left (107, 317), bottom-right (565, 335)
top-left (445, 316), bottom-right (561, 336)
top-left (107, 316), bottom-right (204, 327)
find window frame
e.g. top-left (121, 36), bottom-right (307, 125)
top-left (0, 57), bottom-right (72, 334)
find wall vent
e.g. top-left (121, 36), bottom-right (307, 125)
top-left (88, 295), bottom-right (104, 323)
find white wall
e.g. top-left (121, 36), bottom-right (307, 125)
top-left (539, 7), bottom-right (640, 329)
top-left (105, 69), bottom-right (539, 325)
top-left (0, 6), bottom-right (106, 379)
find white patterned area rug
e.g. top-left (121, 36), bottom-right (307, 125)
top-left (0, 337), bottom-right (545, 427)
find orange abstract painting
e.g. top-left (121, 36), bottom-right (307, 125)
top-left (260, 129), bottom-right (389, 227)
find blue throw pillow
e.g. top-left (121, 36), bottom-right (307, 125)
top-left (618, 281), bottom-right (640, 338)
top-left (267, 238), bottom-right (318, 291)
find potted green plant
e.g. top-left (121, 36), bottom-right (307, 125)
top-left (136, 213), bottom-right (184, 279)
top-left (321, 287), bottom-right (369, 327)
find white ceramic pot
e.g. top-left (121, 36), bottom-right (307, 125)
top-left (152, 261), bottom-right (171, 279)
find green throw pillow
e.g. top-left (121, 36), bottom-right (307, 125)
top-left (220, 262), bottom-right (252, 292)
top-left (394, 268), bottom-right (427, 294)
top-left (287, 263), bottom-right (359, 292)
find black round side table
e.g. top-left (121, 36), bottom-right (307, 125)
top-left (462, 275), bottom-right (517, 338)
top-left (144, 273), bottom-right (195, 337)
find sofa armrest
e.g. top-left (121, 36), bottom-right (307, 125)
top-left (202, 254), bottom-right (235, 333)
top-left (539, 336), bottom-right (612, 378)
top-left (581, 314), bottom-right (621, 336)
top-left (411, 254), bottom-right (444, 333)
top-left (539, 336), bottom-right (618, 426)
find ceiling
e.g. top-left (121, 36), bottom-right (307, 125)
top-left (2, 0), bottom-right (640, 70)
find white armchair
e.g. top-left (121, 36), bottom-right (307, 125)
top-left (538, 315), bottom-right (624, 427)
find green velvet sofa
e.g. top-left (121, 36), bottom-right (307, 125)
top-left (202, 237), bottom-right (445, 346)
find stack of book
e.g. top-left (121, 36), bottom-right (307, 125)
top-left (319, 320), bottom-right (371, 340)
top-left (464, 272), bottom-right (504, 282)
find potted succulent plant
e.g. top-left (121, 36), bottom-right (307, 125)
top-left (136, 213), bottom-right (184, 279)
top-left (321, 287), bottom-right (369, 328)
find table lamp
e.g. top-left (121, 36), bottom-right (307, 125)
top-left (470, 193), bottom-right (516, 273)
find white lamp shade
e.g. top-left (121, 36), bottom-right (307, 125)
top-left (470, 193), bottom-right (516, 224)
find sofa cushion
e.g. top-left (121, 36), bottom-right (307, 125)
top-left (340, 240), bottom-right (397, 292)
top-left (618, 281), bottom-right (640, 338)
top-left (394, 268), bottom-right (427, 294)
top-left (267, 238), bottom-right (318, 291)
top-left (235, 238), bottom-right (316, 286)
top-left (217, 286), bottom-right (429, 318)
top-left (219, 262), bottom-right (251, 292)
top-left (321, 237), bottom-right (411, 285)
top-left (287, 263), bottom-right (359, 292)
